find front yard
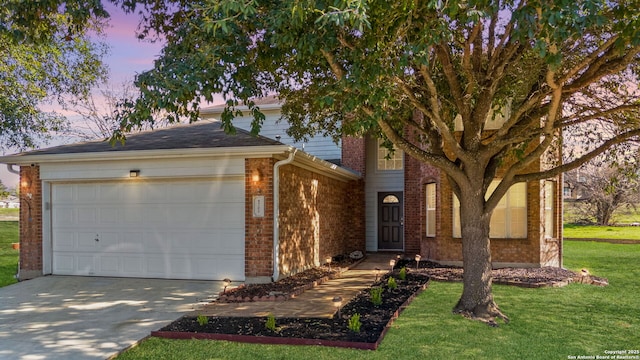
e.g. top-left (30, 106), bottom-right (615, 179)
top-left (0, 221), bottom-right (19, 287)
top-left (116, 240), bottom-right (639, 360)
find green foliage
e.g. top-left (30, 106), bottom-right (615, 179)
top-left (370, 287), bottom-right (383, 306)
top-left (265, 313), bottom-right (276, 332)
top-left (0, 2), bottom-right (108, 150)
top-left (0, 221), bottom-right (19, 287)
top-left (348, 313), bottom-right (361, 333)
top-left (196, 315), bottom-right (208, 326)
top-left (387, 277), bottom-right (398, 290)
top-left (113, 0), bottom-right (640, 317)
top-left (398, 267), bottom-right (407, 281)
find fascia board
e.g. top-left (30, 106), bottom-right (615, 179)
top-left (0, 145), bottom-right (293, 165)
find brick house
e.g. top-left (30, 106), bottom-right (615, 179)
top-left (1, 97), bottom-right (562, 283)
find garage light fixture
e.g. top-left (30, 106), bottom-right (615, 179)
top-left (251, 169), bottom-right (262, 182)
top-left (129, 170), bottom-right (140, 178)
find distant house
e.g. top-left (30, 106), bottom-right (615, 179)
top-left (0, 96), bottom-right (562, 282)
top-left (0, 195), bottom-right (19, 208)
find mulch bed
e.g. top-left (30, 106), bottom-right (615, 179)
top-left (153, 273), bottom-right (430, 350)
top-left (397, 260), bottom-right (609, 287)
top-left (152, 258), bottom-right (608, 350)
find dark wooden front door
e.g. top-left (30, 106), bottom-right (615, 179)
top-left (378, 192), bottom-right (403, 250)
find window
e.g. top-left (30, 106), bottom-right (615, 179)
top-left (452, 180), bottom-right (527, 238)
top-left (383, 195), bottom-right (400, 203)
top-left (377, 139), bottom-right (403, 170)
top-left (426, 183), bottom-right (436, 237)
top-left (544, 181), bottom-right (555, 238)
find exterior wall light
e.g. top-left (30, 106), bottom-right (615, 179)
top-left (129, 170), bottom-right (140, 178)
top-left (252, 169), bottom-right (262, 182)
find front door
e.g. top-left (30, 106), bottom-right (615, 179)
top-left (378, 192), bottom-right (403, 250)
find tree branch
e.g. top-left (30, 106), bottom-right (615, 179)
top-left (514, 128), bottom-right (640, 182)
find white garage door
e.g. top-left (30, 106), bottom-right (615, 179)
top-left (51, 179), bottom-right (245, 280)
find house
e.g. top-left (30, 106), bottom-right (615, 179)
top-left (0, 97), bottom-right (562, 282)
top-left (0, 120), bottom-right (363, 282)
top-left (202, 98), bottom-right (563, 269)
top-left (0, 195), bottom-right (19, 208)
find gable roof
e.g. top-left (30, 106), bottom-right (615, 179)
top-left (26, 121), bottom-right (281, 155)
top-left (0, 121), bottom-right (288, 162)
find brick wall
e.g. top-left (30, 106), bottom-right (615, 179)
top-left (341, 136), bottom-right (366, 175)
top-left (429, 156), bottom-right (564, 267)
top-left (278, 164), bottom-right (364, 278)
top-left (19, 165), bottom-right (43, 280)
top-left (404, 154), bottom-right (440, 257)
top-left (245, 158), bottom-right (275, 281)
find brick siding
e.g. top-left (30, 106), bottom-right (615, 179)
top-left (278, 164), bottom-right (364, 278)
top-left (19, 166), bottom-right (43, 280)
top-left (244, 158), bottom-right (275, 279)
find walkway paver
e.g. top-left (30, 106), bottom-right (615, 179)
top-left (195, 253), bottom-right (399, 318)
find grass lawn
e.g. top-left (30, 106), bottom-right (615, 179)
top-left (0, 221), bottom-right (19, 287)
top-left (116, 241), bottom-right (640, 360)
top-left (563, 223), bottom-right (640, 240)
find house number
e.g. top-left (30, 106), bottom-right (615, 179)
top-left (253, 195), bottom-right (265, 218)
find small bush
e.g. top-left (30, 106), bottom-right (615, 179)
top-left (348, 313), bottom-right (361, 333)
top-left (398, 267), bottom-right (407, 280)
top-left (387, 276), bottom-right (398, 289)
top-left (196, 315), bottom-right (208, 326)
top-left (265, 313), bottom-right (277, 331)
top-left (370, 287), bottom-right (383, 306)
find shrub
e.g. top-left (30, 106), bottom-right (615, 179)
top-left (387, 276), bottom-right (398, 289)
top-left (265, 313), bottom-right (277, 331)
top-left (348, 313), bottom-right (361, 333)
top-left (196, 315), bottom-right (208, 326)
top-left (370, 287), bottom-right (383, 306)
top-left (398, 267), bottom-right (407, 280)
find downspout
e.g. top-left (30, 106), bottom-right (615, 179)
top-left (6, 164), bottom-right (20, 175)
top-left (272, 149), bottom-right (297, 281)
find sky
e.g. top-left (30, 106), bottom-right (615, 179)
top-left (1, 3), bottom-right (164, 188)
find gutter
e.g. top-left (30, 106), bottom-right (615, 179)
top-left (272, 149), bottom-right (297, 281)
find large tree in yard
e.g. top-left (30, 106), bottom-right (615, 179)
top-left (0, 1), bottom-right (109, 150)
top-left (115, 0), bottom-right (640, 324)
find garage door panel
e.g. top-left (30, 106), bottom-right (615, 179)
top-left (98, 256), bottom-right (120, 273)
top-left (53, 254), bottom-right (75, 272)
top-left (52, 180), bottom-right (245, 280)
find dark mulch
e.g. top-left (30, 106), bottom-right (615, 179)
top-left (395, 259), bottom-right (607, 287)
top-left (157, 273), bottom-right (430, 346)
top-left (155, 259), bottom-right (607, 349)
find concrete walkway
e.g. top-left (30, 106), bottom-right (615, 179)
top-left (196, 253), bottom-right (398, 318)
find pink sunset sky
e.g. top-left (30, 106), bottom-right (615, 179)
top-left (1, 4), bottom-right (165, 187)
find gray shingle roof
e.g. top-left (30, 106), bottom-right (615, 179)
top-left (15, 121), bottom-right (282, 156)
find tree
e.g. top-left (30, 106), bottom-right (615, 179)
top-left (115, 0), bottom-right (640, 324)
top-left (0, 180), bottom-right (8, 199)
top-left (565, 160), bottom-right (640, 225)
top-left (69, 81), bottom-right (174, 140)
top-left (0, 1), bottom-right (109, 150)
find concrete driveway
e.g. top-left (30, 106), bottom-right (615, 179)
top-left (0, 276), bottom-right (223, 360)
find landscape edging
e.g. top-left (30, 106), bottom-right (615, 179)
top-left (151, 280), bottom-right (430, 350)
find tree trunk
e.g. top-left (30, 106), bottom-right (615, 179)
top-left (453, 189), bottom-right (509, 326)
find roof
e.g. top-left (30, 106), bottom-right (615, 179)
top-left (3, 121), bottom-right (282, 159)
top-left (0, 120), bottom-right (361, 181)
